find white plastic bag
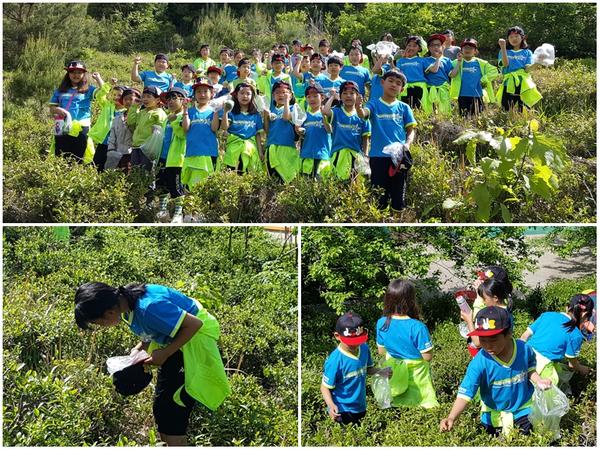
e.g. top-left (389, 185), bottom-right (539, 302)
top-left (367, 41), bottom-right (399, 58)
top-left (253, 95), bottom-right (268, 113)
top-left (140, 125), bottom-right (164, 161)
top-left (371, 373), bottom-right (392, 409)
top-left (355, 152), bottom-right (371, 176)
top-left (533, 44), bottom-right (556, 67)
top-left (291, 105), bottom-right (307, 127)
top-left (382, 142), bottom-right (407, 167)
top-left (529, 385), bottom-right (569, 440)
top-left (53, 111), bottom-right (72, 136)
top-left (208, 95), bottom-right (231, 113)
top-left (106, 350), bottom-right (150, 375)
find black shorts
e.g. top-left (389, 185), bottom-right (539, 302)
top-left (155, 162), bottom-right (185, 198)
top-left (54, 127), bottom-right (89, 161)
top-left (482, 414), bottom-right (532, 436)
top-left (501, 84), bottom-right (524, 112)
top-left (131, 147), bottom-right (154, 171)
top-left (153, 350), bottom-right (196, 436)
top-left (369, 155), bottom-right (412, 211)
top-left (458, 96), bottom-right (484, 116)
top-left (337, 410), bottom-right (366, 425)
top-left (93, 143), bottom-right (108, 171)
top-left (405, 86), bottom-right (423, 109)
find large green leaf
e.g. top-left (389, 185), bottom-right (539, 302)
top-left (529, 164), bottom-right (556, 200)
top-left (466, 140), bottom-right (477, 165)
top-left (500, 204), bottom-right (512, 223)
top-left (471, 183), bottom-right (491, 222)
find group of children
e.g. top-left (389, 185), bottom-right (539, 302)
top-left (49, 27), bottom-right (543, 220)
top-left (321, 267), bottom-right (595, 438)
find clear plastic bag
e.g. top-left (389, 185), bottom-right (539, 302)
top-left (529, 385), bottom-right (569, 440)
top-left (208, 95), bottom-right (231, 113)
top-left (253, 95), bottom-right (268, 113)
top-left (106, 350), bottom-right (150, 375)
top-left (140, 125), bottom-right (164, 161)
top-left (366, 41), bottom-right (399, 58)
top-left (382, 142), bottom-right (407, 167)
top-left (371, 373), bottom-right (392, 409)
top-left (533, 44), bottom-right (556, 67)
top-left (291, 105), bottom-right (307, 127)
top-left (355, 152), bottom-right (371, 176)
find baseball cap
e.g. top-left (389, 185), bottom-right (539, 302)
top-left (160, 87), bottom-right (187, 102)
top-left (569, 293), bottom-right (594, 311)
top-left (181, 64), bottom-right (196, 73)
top-left (206, 65), bottom-right (223, 75)
top-left (192, 77), bottom-right (213, 90)
top-left (112, 362), bottom-right (152, 396)
top-left (271, 53), bottom-right (286, 64)
top-left (305, 85), bottom-right (324, 96)
top-left (272, 80), bottom-right (292, 93)
top-left (477, 266), bottom-right (510, 285)
top-left (427, 34), bottom-right (447, 45)
top-left (292, 39), bottom-right (302, 46)
top-left (339, 80), bottom-right (359, 93)
top-left (461, 38), bottom-right (478, 49)
top-left (154, 53), bottom-right (169, 62)
top-left (318, 39), bottom-right (330, 48)
top-left (467, 306), bottom-right (511, 337)
top-left (121, 87), bottom-right (141, 100)
top-left (142, 86), bottom-right (162, 97)
top-left (327, 56), bottom-right (344, 66)
top-left (65, 60), bottom-right (87, 72)
top-left (302, 44), bottom-right (315, 51)
top-left (336, 312), bottom-right (368, 345)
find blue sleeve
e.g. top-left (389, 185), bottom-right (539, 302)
top-left (49, 89), bottom-right (60, 105)
top-left (366, 344), bottom-right (374, 367)
top-left (457, 358), bottom-right (482, 401)
top-left (365, 99), bottom-right (376, 115)
top-left (362, 117), bottom-right (371, 135)
top-left (528, 314), bottom-right (542, 334)
top-left (566, 333), bottom-right (583, 358)
top-left (376, 318), bottom-right (385, 347)
top-left (143, 299), bottom-right (187, 339)
top-left (364, 68), bottom-right (371, 84)
top-left (525, 50), bottom-right (533, 65)
top-left (415, 322), bottom-right (433, 353)
top-left (256, 113), bottom-right (264, 133)
top-left (404, 104), bottom-right (417, 127)
top-left (140, 71), bottom-right (147, 82)
top-left (322, 353), bottom-right (340, 388)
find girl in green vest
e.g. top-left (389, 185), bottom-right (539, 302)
top-left (74, 282), bottom-right (231, 446)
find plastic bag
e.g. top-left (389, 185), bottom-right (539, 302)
top-left (382, 142), bottom-right (408, 167)
top-left (291, 105), bottom-right (307, 126)
top-left (53, 111), bottom-right (72, 136)
top-left (208, 95), bottom-right (231, 112)
top-left (366, 41), bottom-right (399, 58)
top-left (253, 95), bottom-right (268, 113)
top-left (106, 350), bottom-right (150, 375)
top-left (533, 44), bottom-right (556, 67)
top-left (355, 152), bottom-right (371, 176)
top-left (140, 125), bottom-right (164, 161)
top-left (371, 373), bottom-right (392, 409)
top-left (529, 385), bottom-right (569, 440)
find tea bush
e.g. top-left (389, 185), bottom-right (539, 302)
top-left (3, 226), bottom-right (298, 446)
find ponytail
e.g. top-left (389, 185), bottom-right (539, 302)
top-left (563, 294), bottom-right (593, 332)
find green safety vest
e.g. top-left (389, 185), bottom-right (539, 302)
top-left (423, 83), bottom-right (451, 115)
top-left (88, 83), bottom-right (117, 144)
top-left (257, 72), bottom-right (292, 103)
top-left (266, 144), bottom-right (299, 183)
top-left (495, 69), bottom-right (542, 108)
top-left (449, 58), bottom-right (499, 104)
top-left (162, 112), bottom-right (186, 167)
top-left (223, 133), bottom-right (264, 173)
top-left (383, 353), bottom-right (439, 409)
top-left (128, 106), bottom-right (168, 147)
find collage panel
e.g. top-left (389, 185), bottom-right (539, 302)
top-left (301, 226), bottom-right (596, 446)
top-left (3, 226), bottom-right (298, 446)
top-left (2, 3), bottom-right (596, 224)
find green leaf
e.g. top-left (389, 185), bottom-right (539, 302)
top-left (529, 164), bottom-right (555, 200)
top-left (466, 140), bottom-right (477, 165)
top-left (511, 137), bottom-right (530, 163)
top-left (471, 184), bottom-right (491, 222)
top-left (500, 204), bottom-right (512, 223)
top-left (480, 157), bottom-right (500, 177)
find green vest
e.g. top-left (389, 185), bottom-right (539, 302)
top-left (163, 112), bottom-right (186, 167)
top-left (449, 58), bottom-right (499, 103)
top-left (88, 83), bottom-right (115, 144)
top-left (495, 69), bottom-right (542, 108)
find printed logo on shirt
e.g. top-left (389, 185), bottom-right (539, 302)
top-left (191, 118), bottom-right (211, 125)
top-left (304, 120), bottom-right (323, 128)
top-left (338, 123), bottom-right (362, 133)
top-left (375, 113), bottom-right (402, 121)
top-left (491, 371), bottom-right (527, 387)
top-left (400, 62), bottom-right (420, 67)
top-left (462, 66), bottom-right (478, 73)
top-left (509, 54), bottom-right (528, 62)
top-left (236, 120), bottom-right (257, 130)
top-left (343, 367), bottom-right (367, 381)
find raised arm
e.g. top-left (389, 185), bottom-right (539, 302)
top-left (131, 56), bottom-right (142, 83)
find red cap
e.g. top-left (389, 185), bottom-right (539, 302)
top-left (206, 66), bottom-right (223, 75)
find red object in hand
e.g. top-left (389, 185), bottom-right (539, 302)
top-left (454, 290), bottom-right (477, 301)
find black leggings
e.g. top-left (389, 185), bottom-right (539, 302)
top-left (482, 415), bottom-right (533, 436)
top-left (501, 84), bottom-right (524, 112)
top-left (369, 156), bottom-right (412, 211)
top-left (54, 127), bottom-right (89, 161)
top-left (404, 86), bottom-right (423, 109)
top-left (458, 96), bottom-right (484, 117)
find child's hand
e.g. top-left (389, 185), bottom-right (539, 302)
top-left (327, 403), bottom-right (341, 422)
top-left (457, 52), bottom-right (463, 62)
top-left (536, 378), bottom-right (553, 390)
top-left (440, 417), bottom-right (454, 432)
top-left (144, 348), bottom-right (170, 366)
top-left (460, 310), bottom-right (471, 323)
top-left (134, 56), bottom-right (142, 65)
top-left (91, 72), bottom-right (101, 83)
top-left (110, 77), bottom-right (118, 86)
top-left (355, 93), bottom-right (364, 108)
top-left (379, 366), bottom-right (393, 378)
top-left (498, 38), bottom-right (507, 48)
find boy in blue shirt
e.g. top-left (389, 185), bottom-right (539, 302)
top-left (173, 64), bottom-right (196, 98)
top-left (440, 307), bottom-right (552, 436)
top-left (321, 312), bottom-right (391, 425)
top-left (356, 69), bottom-right (416, 211)
top-left (131, 53), bottom-right (174, 92)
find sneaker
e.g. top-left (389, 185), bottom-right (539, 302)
top-left (171, 213), bottom-right (184, 223)
top-left (156, 210), bottom-right (170, 222)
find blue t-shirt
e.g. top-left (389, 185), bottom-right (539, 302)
top-left (330, 106), bottom-right (371, 154)
top-left (123, 284), bottom-right (199, 345)
top-left (340, 65), bottom-right (371, 95)
top-left (226, 111), bottom-right (263, 140)
top-left (499, 48), bottom-right (533, 75)
top-left (458, 339), bottom-right (536, 425)
top-left (300, 108), bottom-right (331, 160)
top-left (527, 312), bottom-right (584, 361)
top-left (369, 74), bottom-right (385, 102)
top-left (49, 86), bottom-right (98, 124)
top-left (160, 117), bottom-right (175, 161)
top-left (364, 98), bottom-right (416, 157)
top-left (220, 64), bottom-right (238, 84)
top-left (314, 74), bottom-right (345, 96)
top-left (458, 59), bottom-right (483, 98)
top-left (322, 343), bottom-right (374, 413)
top-left (266, 104), bottom-right (295, 147)
top-left (186, 106), bottom-right (218, 157)
top-left (174, 81), bottom-right (194, 98)
top-left (396, 57), bottom-right (428, 83)
top-left (139, 71), bottom-right (174, 91)
top-left (376, 315), bottom-right (433, 360)
top-left (424, 56), bottom-right (453, 86)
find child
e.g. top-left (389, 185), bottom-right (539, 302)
top-left (74, 282), bottom-right (231, 446)
top-left (343, 39), bottom-right (370, 69)
top-left (323, 81), bottom-right (371, 181)
top-left (520, 294), bottom-right (593, 384)
top-left (193, 44), bottom-right (216, 77)
top-left (321, 312), bottom-right (391, 425)
top-left (442, 30), bottom-right (461, 60)
top-left (49, 61), bottom-right (101, 161)
top-left (317, 39), bottom-right (331, 65)
top-left (423, 34), bottom-right (454, 115)
top-left (182, 78), bottom-right (220, 191)
top-left (231, 58), bottom-right (257, 90)
top-left (106, 87), bottom-right (140, 171)
top-left (249, 49), bottom-right (266, 80)
top-left (369, 53), bottom-right (393, 102)
top-left (440, 306), bottom-right (552, 436)
top-left (89, 79), bottom-right (125, 171)
top-left (340, 46), bottom-right (371, 97)
top-left (220, 83), bottom-right (264, 173)
top-left (257, 54), bottom-right (293, 105)
top-left (356, 69), bottom-right (416, 211)
top-left (298, 85), bottom-right (332, 177)
top-left (496, 26), bottom-right (542, 111)
top-left (316, 56), bottom-right (346, 97)
top-left (217, 48), bottom-right (238, 86)
top-left (293, 53), bottom-right (325, 91)
top-left (264, 81), bottom-right (300, 183)
top-left (376, 279), bottom-right (439, 408)
top-left (395, 36), bottom-right (429, 109)
top-left (154, 87), bottom-right (187, 223)
top-left (233, 49), bottom-right (245, 66)
top-left (449, 38), bottom-right (499, 117)
top-left (291, 56), bottom-right (311, 106)
top-left (206, 66), bottom-right (226, 98)
top-left (173, 64), bottom-right (196, 98)
top-left (131, 53), bottom-right (174, 92)
top-left (127, 86), bottom-right (168, 172)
